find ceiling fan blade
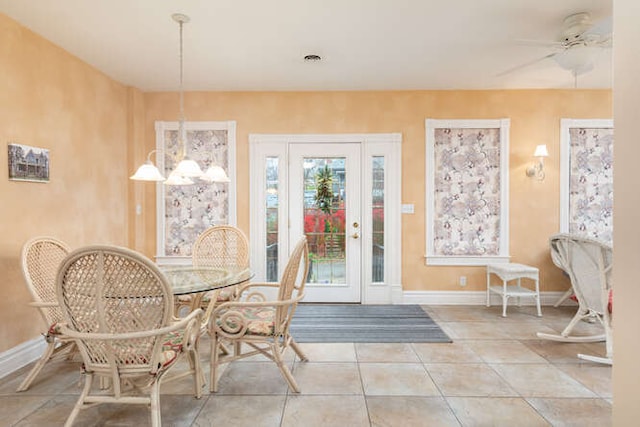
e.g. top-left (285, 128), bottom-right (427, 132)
top-left (496, 52), bottom-right (558, 77)
top-left (515, 39), bottom-right (564, 48)
top-left (583, 15), bottom-right (612, 37)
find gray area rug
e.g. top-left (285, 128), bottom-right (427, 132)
top-left (290, 304), bottom-right (452, 343)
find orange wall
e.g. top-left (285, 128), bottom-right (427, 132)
top-left (0, 14), bottom-right (133, 351)
top-left (0, 13), bottom-right (614, 354)
top-left (139, 89), bottom-right (611, 293)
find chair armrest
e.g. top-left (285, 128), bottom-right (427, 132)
top-left (57, 308), bottom-right (203, 341)
top-left (210, 294), bottom-right (305, 339)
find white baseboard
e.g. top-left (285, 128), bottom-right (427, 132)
top-left (0, 336), bottom-right (45, 380)
top-left (401, 290), bottom-right (575, 306)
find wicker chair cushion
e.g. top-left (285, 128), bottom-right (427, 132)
top-left (160, 330), bottom-right (184, 368)
top-left (217, 307), bottom-right (276, 336)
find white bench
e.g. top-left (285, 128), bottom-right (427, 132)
top-left (486, 263), bottom-right (541, 317)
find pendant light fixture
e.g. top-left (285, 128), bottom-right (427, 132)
top-left (168, 13), bottom-right (203, 183)
top-left (131, 13), bottom-right (229, 185)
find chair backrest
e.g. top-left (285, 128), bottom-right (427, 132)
top-left (549, 233), bottom-right (613, 313)
top-left (56, 245), bottom-right (172, 373)
top-left (21, 236), bottom-right (71, 327)
top-left (192, 225), bottom-right (249, 269)
top-left (275, 237), bottom-right (309, 331)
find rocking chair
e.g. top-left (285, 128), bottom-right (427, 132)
top-left (537, 234), bottom-right (613, 364)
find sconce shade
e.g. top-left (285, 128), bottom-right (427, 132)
top-left (164, 170), bottom-right (194, 186)
top-left (534, 144), bottom-right (549, 158)
top-left (130, 161), bottom-right (166, 181)
top-left (173, 157), bottom-right (204, 177)
top-left (202, 165), bottom-right (230, 183)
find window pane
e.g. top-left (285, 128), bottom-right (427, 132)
top-left (266, 157), bottom-right (279, 282)
top-left (372, 156), bottom-right (384, 282)
top-left (303, 158), bottom-right (346, 285)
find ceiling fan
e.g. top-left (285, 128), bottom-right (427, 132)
top-left (499, 12), bottom-right (612, 79)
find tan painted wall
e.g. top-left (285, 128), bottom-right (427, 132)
top-left (139, 90), bottom-right (611, 293)
top-left (0, 14), bottom-right (133, 351)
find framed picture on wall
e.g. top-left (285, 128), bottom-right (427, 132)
top-left (8, 143), bottom-right (50, 183)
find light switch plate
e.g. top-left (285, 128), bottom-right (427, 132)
top-left (401, 204), bottom-right (414, 214)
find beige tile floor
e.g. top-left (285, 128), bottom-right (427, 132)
top-left (0, 305), bottom-right (612, 426)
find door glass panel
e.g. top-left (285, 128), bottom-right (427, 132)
top-left (303, 158), bottom-right (346, 284)
top-left (372, 156), bottom-right (384, 282)
top-left (265, 157), bottom-right (279, 282)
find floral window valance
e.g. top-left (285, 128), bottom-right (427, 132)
top-left (560, 119), bottom-right (613, 245)
top-left (425, 119), bottom-right (510, 265)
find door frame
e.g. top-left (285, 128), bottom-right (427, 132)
top-left (249, 133), bottom-right (402, 304)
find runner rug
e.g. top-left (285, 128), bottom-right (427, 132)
top-left (290, 304), bottom-right (452, 343)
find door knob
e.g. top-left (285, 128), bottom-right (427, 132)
top-left (351, 233), bottom-right (359, 239)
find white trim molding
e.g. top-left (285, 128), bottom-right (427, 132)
top-left (402, 290), bottom-right (575, 306)
top-left (425, 119), bottom-right (510, 266)
top-left (0, 337), bottom-right (45, 380)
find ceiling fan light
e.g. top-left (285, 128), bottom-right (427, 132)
top-left (553, 46), bottom-right (599, 74)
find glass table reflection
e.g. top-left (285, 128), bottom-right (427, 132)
top-left (160, 266), bottom-right (253, 316)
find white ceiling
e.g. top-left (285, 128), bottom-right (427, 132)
top-left (0, 0), bottom-right (613, 91)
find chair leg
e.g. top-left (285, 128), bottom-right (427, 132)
top-left (271, 342), bottom-right (300, 393)
top-left (16, 339), bottom-right (56, 392)
top-left (554, 287), bottom-right (574, 307)
top-left (290, 339), bottom-right (308, 362)
top-left (186, 346), bottom-right (203, 399)
top-left (150, 380), bottom-right (162, 427)
top-left (65, 372), bottom-right (93, 427)
top-left (210, 334), bottom-right (221, 393)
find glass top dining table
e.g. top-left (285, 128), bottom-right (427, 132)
top-left (160, 265), bottom-right (253, 296)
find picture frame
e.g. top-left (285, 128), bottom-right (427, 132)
top-left (8, 143), bottom-right (50, 183)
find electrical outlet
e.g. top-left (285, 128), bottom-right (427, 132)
top-left (459, 276), bottom-right (467, 287)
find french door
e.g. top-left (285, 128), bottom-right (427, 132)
top-left (289, 143), bottom-right (361, 302)
top-left (249, 133), bottom-right (402, 305)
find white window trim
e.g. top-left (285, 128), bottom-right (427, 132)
top-left (425, 119), bottom-right (510, 266)
top-left (559, 118), bottom-right (614, 234)
top-left (249, 133), bottom-right (402, 304)
top-left (155, 120), bottom-right (237, 265)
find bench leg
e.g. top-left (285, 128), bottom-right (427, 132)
top-left (535, 277), bottom-right (542, 317)
top-left (502, 279), bottom-right (508, 317)
top-left (486, 271), bottom-right (491, 307)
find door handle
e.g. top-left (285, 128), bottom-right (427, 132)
top-left (351, 233), bottom-right (359, 239)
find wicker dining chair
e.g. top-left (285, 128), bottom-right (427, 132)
top-left (17, 236), bottom-right (75, 392)
top-left (55, 245), bottom-right (204, 427)
top-left (181, 225), bottom-right (250, 317)
top-left (209, 237), bottom-right (309, 393)
top-left (537, 233), bottom-right (613, 364)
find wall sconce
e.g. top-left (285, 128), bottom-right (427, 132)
top-left (526, 144), bottom-right (549, 180)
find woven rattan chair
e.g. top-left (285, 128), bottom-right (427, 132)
top-left (181, 225), bottom-right (250, 318)
top-left (55, 245), bottom-right (204, 427)
top-left (537, 234), bottom-right (613, 364)
top-left (209, 237), bottom-right (309, 393)
top-left (17, 236), bottom-right (74, 392)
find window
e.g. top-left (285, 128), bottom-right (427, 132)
top-left (155, 121), bottom-right (237, 265)
top-left (425, 119), bottom-right (510, 265)
top-left (560, 119), bottom-right (614, 244)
